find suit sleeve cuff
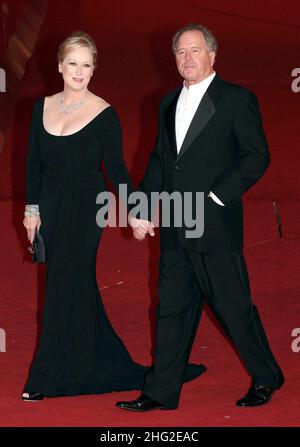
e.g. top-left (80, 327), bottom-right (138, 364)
top-left (208, 191), bottom-right (225, 206)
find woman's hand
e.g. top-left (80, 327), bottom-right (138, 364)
top-left (23, 215), bottom-right (41, 244)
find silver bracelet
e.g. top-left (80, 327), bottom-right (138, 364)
top-left (24, 204), bottom-right (40, 217)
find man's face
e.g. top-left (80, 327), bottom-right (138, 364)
top-left (175, 30), bottom-right (215, 86)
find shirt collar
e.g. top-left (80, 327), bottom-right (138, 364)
top-left (182, 71), bottom-right (216, 96)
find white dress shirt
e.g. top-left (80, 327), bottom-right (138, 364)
top-left (175, 72), bottom-right (224, 206)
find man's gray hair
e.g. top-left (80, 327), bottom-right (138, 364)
top-left (172, 24), bottom-right (218, 54)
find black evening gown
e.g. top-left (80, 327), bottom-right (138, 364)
top-left (24, 98), bottom-right (205, 397)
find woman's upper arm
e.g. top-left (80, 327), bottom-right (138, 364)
top-left (26, 100), bottom-right (41, 205)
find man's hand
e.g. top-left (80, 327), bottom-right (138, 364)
top-left (129, 216), bottom-right (155, 241)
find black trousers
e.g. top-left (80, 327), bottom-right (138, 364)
top-left (143, 241), bottom-right (284, 408)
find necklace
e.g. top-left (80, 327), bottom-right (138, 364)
top-left (59, 95), bottom-right (85, 113)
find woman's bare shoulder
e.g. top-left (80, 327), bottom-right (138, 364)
top-left (88, 92), bottom-right (111, 110)
top-left (43, 92), bottom-right (61, 107)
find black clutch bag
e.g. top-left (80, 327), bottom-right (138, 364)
top-left (31, 230), bottom-right (46, 263)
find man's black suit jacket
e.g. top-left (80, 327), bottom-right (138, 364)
top-left (139, 74), bottom-right (270, 253)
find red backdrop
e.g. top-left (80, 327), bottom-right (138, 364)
top-left (1, 0), bottom-right (300, 200)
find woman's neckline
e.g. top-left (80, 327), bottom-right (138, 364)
top-left (41, 97), bottom-right (112, 137)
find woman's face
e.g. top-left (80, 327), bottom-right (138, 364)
top-left (59, 46), bottom-right (94, 91)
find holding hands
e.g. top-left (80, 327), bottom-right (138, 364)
top-left (129, 216), bottom-right (155, 241)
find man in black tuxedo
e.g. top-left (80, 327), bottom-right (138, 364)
top-left (116, 24), bottom-right (284, 411)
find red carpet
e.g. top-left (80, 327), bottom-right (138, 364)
top-left (0, 199), bottom-right (299, 427)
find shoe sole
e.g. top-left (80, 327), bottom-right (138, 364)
top-left (22, 394), bottom-right (44, 402)
top-left (115, 405), bottom-right (175, 412)
top-left (22, 399), bottom-right (43, 402)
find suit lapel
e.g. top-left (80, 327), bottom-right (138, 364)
top-left (164, 75), bottom-right (223, 161)
top-left (177, 92), bottom-right (216, 161)
top-left (164, 90), bottom-right (180, 157)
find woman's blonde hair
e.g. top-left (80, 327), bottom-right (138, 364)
top-left (57, 31), bottom-right (98, 68)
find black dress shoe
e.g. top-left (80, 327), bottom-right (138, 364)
top-left (115, 394), bottom-right (175, 412)
top-left (236, 385), bottom-right (275, 407)
top-left (22, 392), bottom-right (44, 402)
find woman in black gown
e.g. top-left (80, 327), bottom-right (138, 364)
top-left (22, 31), bottom-right (205, 401)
